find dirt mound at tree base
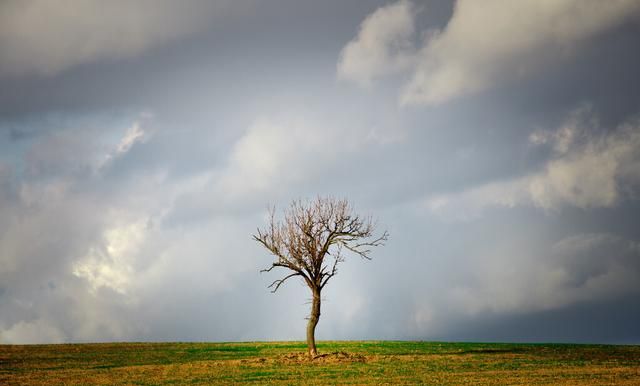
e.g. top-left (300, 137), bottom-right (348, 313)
top-left (281, 351), bottom-right (367, 363)
top-left (241, 351), bottom-right (368, 365)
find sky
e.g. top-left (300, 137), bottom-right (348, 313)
top-left (1, 0), bottom-right (640, 345)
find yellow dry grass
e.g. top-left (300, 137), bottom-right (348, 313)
top-left (1, 341), bottom-right (638, 385)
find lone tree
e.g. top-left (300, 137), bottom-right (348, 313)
top-left (253, 196), bottom-right (388, 358)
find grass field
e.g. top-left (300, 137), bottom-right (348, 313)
top-left (1, 341), bottom-right (639, 385)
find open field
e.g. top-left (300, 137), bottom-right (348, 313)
top-left (1, 341), bottom-right (639, 385)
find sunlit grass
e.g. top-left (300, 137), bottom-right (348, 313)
top-left (1, 341), bottom-right (639, 385)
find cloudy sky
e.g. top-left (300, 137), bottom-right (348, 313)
top-left (1, 0), bottom-right (640, 345)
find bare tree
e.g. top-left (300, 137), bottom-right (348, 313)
top-left (253, 197), bottom-right (388, 358)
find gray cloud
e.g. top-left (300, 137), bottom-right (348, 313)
top-left (1, 0), bottom-right (639, 345)
top-left (0, 0), bottom-right (251, 76)
top-left (425, 107), bottom-right (640, 220)
top-left (337, 0), bottom-right (417, 87)
top-left (402, 0), bottom-right (640, 105)
top-left (339, 0), bottom-right (640, 105)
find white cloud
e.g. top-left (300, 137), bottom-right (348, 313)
top-left (0, 116), bottom-right (169, 343)
top-left (403, 0), bottom-right (640, 105)
top-left (99, 117), bottom-right (153, 168)
top-left (0, 115), bottom-right (263, 343)
top-left (116, 122), bottom-right (146, 155)
top-left (339, 0), bottom-right (640, 105)
top-left (0, 0), bottom-right (245, 76)
top-left (221, 118), bottom-right (329, 195)
top-left (426, 110), bottom-right (640, 220)
top-left (72, 220), bottom-right (147, 295)
top-left (337, 0), bottom-right (417, 87)
top-left (208, 115), bottom-right (363, 205)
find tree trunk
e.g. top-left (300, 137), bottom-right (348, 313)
top-left (306, 287), bottom-right (321, 358)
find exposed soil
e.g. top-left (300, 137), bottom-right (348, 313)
top-left (241, 351), bottom-right (369, 365)
top-left (289, 351), bottom-right (368, 363)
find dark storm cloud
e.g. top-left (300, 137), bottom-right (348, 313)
top-left (1, 0), bottom-right (640, 344)
top-left (443, 295), bottom-right (640, 344)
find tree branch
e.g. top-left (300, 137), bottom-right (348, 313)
top-left (267, 272), bottom-right (301, 293)
top-left (254, 197), bottom-right (388, 293)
